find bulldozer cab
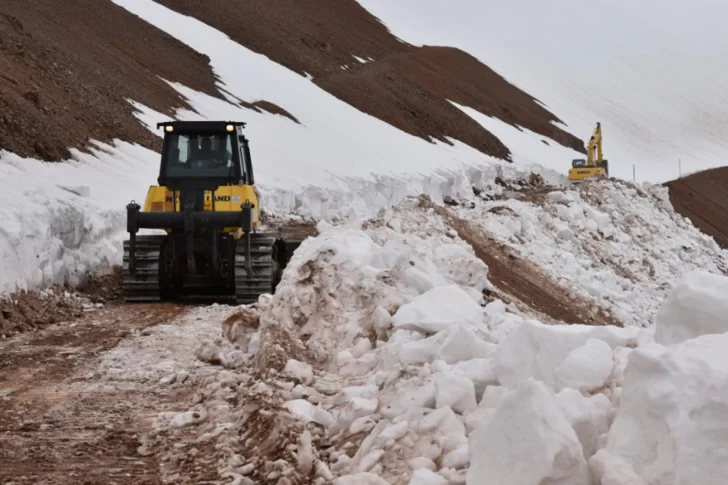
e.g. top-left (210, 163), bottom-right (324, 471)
top-left (157, 121), bottom-right (254, 188)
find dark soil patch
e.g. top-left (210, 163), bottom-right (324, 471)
top-left (0, 267), bottom-right (125, 337)
top-left (665, 167), bottom-right (728, 249)
top-left (0, 288), bottom-right (85, 337)
top-left (0, 0), bottom-right (223, 160)
top-left (155, 0), bottom-right (586, 159)
top-left (77, 266), bottom-right (124, 304)
top-left (0, 0), bottom-right (291, 162)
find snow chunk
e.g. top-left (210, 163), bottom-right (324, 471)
top-left (409, 468), bottom-right (447, 485)
top-left (589, 449), bottom-right (648, 485)
top-left (655, 270), bottom-right (728, 345)
top-left (604, 333), bottom-right (728, 484)
top-left (553, 338), bottom-right (614, 392)
top-left (556, 389), bottom-right (610, 460)
top-left (392, 285), bottom-right (484, 334)
top-left (170, 409), bottom-right (207, 429)
top-left (438, 326), bottom-right (496, 364)
top-left (452, 358), bottom-right (496, 401)
top-left (492, 320), bottom-right (638, 389)
top-left (435, 370), bottom-right (477, 414)
top-left (466, 379), bottom-right (589, 485)
top-left (547, 191), bottom-right (574, 205)
top-left (284, 399), bottom-right (335, 427)
top-left (284, 359), bottom-right (314, 385)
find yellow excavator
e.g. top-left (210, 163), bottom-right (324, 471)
top-left (568, 122), bottom-right (609, 183)
top-left (122, 121), bottom-right (302, 304)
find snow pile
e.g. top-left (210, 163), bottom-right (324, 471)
top-left (456, 178), bottom-right (728, 326)
top-left (254, 203), bottom-right (639, 485)
top-left (597, 332), bottom-right (728, 485)
top-left (146, 200), bottom-right (728, 485)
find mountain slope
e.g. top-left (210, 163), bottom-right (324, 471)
top-left (665, 167), bottom-right (728, 249)
top-left (356, 0), bottom-right (728, 182)
top-left (154, 0), bottom-right (585, 158)
top-left (0, 0), bottom-right (223, 160)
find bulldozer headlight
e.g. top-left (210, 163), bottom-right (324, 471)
top-left (165, 125), bottom-right (174, 132)
top-left (226, 124), bottom-right (234, 132)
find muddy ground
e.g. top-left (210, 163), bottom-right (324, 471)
top-left (0, 302), bottom-right (191, 485)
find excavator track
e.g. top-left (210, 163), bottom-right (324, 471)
top-left (122, 235), bottom-right (165, 302)
top-left (234, 233), bottom-right (279, 304)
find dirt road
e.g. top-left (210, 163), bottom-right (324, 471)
top-left (0, 301), bottom-right (225, 484)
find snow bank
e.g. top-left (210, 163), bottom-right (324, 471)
top-left (239, 199), bottom-right (648, 484)
top-left (601, 333), bottom-right (728, 484)
top-left (0, 142), bottom-right (159, 294)
top-left (655, 270), bottom-right (728, 345)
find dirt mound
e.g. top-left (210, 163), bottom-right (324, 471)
top-left (665, 167), bottom-right (728, 249)
top-left (76, 266), bottom-right (124, 303)
top-left (0, 267), bottom-right (126, 336)
top-left (0, 288), bottom-right (86, 336)
top-left (156, 0), bottom-right (586, 159)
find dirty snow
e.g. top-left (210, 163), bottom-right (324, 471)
top-left (131, 198), bottom-right (728, 485)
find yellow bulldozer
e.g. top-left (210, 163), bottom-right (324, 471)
top-left (122, 121), bottom-right (302, 304)
top-left (568, 122), bottom-right (609, 183)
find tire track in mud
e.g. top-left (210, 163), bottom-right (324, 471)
top-left (0, 302), bottom-right (190, 485)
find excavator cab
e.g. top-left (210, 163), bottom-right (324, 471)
top-left (568, 122), bottom-right (609, 183)
top-left (122, 120), bottom-right (301, 304)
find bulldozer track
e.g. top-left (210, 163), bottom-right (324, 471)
top-left (234, 233), bottom-right (278, 304)
top-left (122, 235), bottom-right (165, 302)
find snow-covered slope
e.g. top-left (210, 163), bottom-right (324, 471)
top-left (357, 0), bottom-right (728, 182)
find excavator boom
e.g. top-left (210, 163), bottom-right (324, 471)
top-left (567, 122), bottom-right (609, 183)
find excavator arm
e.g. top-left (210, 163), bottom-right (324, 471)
top-left (586, 122), bottom-right (603, 167)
